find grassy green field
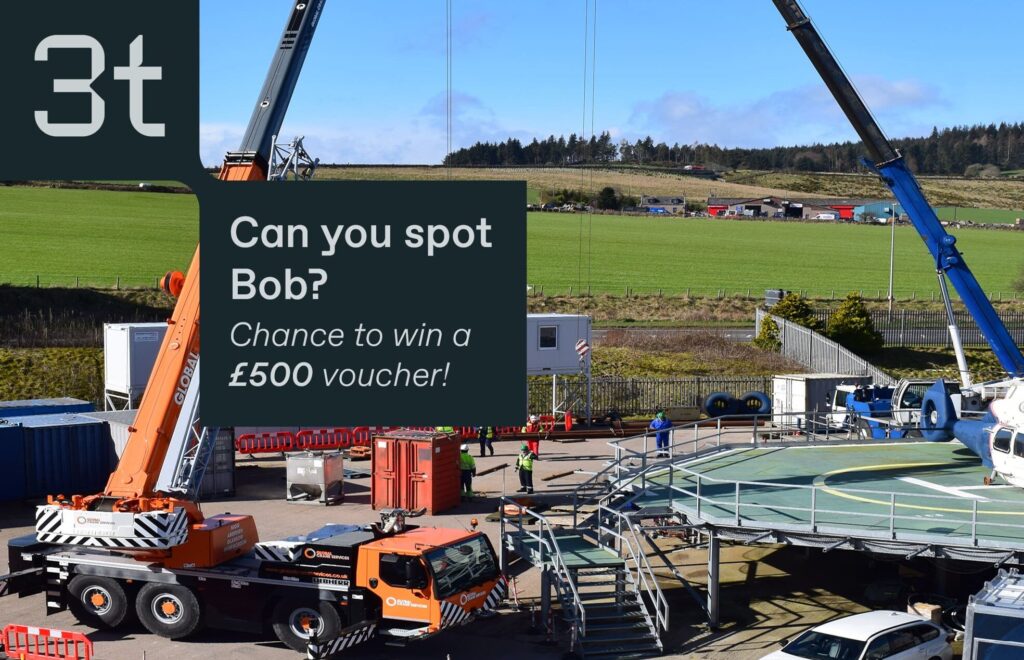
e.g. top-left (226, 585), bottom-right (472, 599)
top-left (935, 206), bottom-right (1022, 223)
top-left (0, 187), bottom-right (197, 287)
top-left (528, 212), bottom-right (1024, 297)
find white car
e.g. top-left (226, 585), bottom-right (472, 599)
top-left (762, 610), bottom-right (953, 660)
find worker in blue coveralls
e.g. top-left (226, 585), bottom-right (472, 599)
top-left (649, 410), bottom-right (673, 458)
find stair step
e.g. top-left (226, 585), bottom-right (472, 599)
top-left (582, 630), bottom-right (659, 645)
top-left (580, 641), bottom-right (662, 657)
top-left (585, 620), bottom-right (656, 633)
top-left (573, 578), bottom-right (630, 587)
top-left (573, 604), bottom-right (644, 617)
top-left (575, 591), bottom-right (635, 601)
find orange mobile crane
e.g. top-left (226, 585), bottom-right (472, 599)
top-left (4, 1), bottom-right (506, 654)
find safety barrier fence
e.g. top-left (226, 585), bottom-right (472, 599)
top-left (235, 425), bottom-right (529, 454)
top-left (1, 624), bottom-right (92, 660)
top-left (756, 308), bottom-right (893, 384)
top-left (530, 375), bottom-right (772, 418)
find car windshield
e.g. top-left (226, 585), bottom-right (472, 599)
top-left (782, 630), bottom-right (866, 660)
top-left (424, 535), bottom-right (498, 599)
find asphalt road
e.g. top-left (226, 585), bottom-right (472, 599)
top-left (593, 326), bottom-right (755, 342)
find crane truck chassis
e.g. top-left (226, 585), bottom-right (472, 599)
top-left (4, 509), bottom-right (507, 655)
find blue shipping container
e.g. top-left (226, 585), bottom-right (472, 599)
top-left (0, 398), bottom-right (94, 418)
top-left (15, 414), bottom-right (117, 498)
top-left (0, 422), bottom-right (27, 501)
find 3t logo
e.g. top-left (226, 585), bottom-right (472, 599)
top-left (35, 35), bottom-right (164, 138)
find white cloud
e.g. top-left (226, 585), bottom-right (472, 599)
top-left (629, 77), bottom-right (944, 148)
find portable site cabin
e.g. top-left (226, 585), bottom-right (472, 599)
top-left (527, 313), bottom-right (592, 422)
top-left (964, 569), bottom-right (1024, 659)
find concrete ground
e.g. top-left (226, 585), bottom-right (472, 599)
top-left (0, 431), bottom-right (974, 659)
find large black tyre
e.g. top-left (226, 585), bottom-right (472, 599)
top-left (856, 418), bottom-right (873, 440)
top-left (67, 575), bottom-right (131, 629)
top-left (135, 582), bottom-right (203, 639)
top-left (703, 392), bottom-right (735, 418)
top-left (271, 597), bottom-right (344, 653)
top-left (739, 391), bottom-right (772, 415)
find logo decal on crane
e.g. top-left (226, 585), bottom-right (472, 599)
top-left (173, 352), bottom-right (199, 405)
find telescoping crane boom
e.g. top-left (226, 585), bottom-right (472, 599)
top-left (770, 0), bottom-right (1024, 380)
top-left (34, 0), bottom-right (328, 569)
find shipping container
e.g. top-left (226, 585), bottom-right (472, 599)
top-left (371, 430), bottom-right (460, 514)
top-left (0, 398), bottom-right (93, 418)
top-left (0, 421), bottom-right (27, 501)
top-left (80, 409), bottom-right (138, 456)
top-left (14, 413), bottom-right (117, 498)
top-left (198, 429), bottom-right (236, 500)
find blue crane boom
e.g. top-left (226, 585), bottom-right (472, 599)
top-left (771, 0), bottom-right (1024, 378)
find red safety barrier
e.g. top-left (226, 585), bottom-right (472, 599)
top-left (2, 624), bottom-right (93, 660)
top-left (456, 426), bottom-right (479, 440)
top-left (538, 415), bottom-right (557, 433)
top-left (350, 426), bottom-right (372, 447)
top-left (294, 428), bottom-right (350, 451)
top-left (235, 431), bottom-right (294, 454)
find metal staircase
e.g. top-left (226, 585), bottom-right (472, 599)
top-left (500, 499), bottom-right (665, 658)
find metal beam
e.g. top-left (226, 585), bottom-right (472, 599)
top-left (745, 531), bottom-right (775, 545)
top-left (707, 532), bottom-right (720, 629)
top-left (823, 538), bottom-right (850, 553)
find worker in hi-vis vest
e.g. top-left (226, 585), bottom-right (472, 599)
top-left (477, 426), bottom-right (495, 457)
top-left (459, 444), bottom-right (477, 500)
top-left (515, 444), bottom-right (536, 494)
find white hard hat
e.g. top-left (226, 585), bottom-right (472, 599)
top-left (530, 414), bottom-right (539, 423)
top-left (460, 444), bottom-right (469, 451)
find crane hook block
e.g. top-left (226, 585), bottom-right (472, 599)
top-left (161, 271), bottom-right (186, 298)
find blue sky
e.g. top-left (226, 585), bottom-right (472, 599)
top-left (200, 0), bottom-right (1024, 165)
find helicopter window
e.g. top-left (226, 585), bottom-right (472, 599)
top-left (993, 428), bottom-right (1012, 453)
top-left (1014, 433), bottom-right (1024, 458)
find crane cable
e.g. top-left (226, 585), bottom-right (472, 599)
top-left (445, 0), bottom-right (453, 180)
top-left (575, 0), bottom-right (598, 388)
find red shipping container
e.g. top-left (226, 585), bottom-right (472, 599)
top-left (371, 430), bottom-right (461, 515)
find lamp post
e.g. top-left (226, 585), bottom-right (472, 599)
top-left (887, 201), bottom-right (896, 316)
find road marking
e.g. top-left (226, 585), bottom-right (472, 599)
top-left (812, 462), bottom-right (1024, 516)
top-left (897, 477), bottom-right (989, 501)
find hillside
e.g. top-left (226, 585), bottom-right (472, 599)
top-left (318, 166), bottom-right (1024, 212)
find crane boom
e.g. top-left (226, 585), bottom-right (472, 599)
top-left (219, 0), bottom-right (327, 181)
top-left (772, 0), bottom-right (1024, 378)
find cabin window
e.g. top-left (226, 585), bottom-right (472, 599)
top-left (993, 428), bottom-right (1012, 453)
top-left (1014, 433), bottom-right (1024, 458)
top-left (539, 325), bottom-right (557, 350)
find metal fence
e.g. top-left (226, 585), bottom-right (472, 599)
top-left (527, 374), bottom-right (772, 417)
top-left (813, 308), bottom-right (1024, 348)
top-left (756, 308), bottom-right (893, 384)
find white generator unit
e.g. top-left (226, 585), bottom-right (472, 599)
top-left (772, 373), bottom-right (872, 430)
top-left (527, 314), bottom-right (592, 421)
top-left (964, 569), bottom-right (1024, 659)
top-left (286, 451), bottom-right (344, 505)
top-left (103, 322), bottom-right (167, 410)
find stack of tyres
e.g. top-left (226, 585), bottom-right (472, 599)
top-left (703, 391), bottom-right (772, 418)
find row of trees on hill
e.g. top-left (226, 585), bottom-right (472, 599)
top-left (444, 123), bottom-right (1024, 176)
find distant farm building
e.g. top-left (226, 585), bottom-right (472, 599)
top-left (640, 195), bottom-right (686, 214)
top-left (854, 201), bottom-right (905, 223)
top-left (707, 196), bottom-right (876, 220)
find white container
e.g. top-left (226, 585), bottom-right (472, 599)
top-left (527, 313), bottom-right (591, 376)
top-left (103, 323), bottom-right (167, 406)
top-left (772, 373), bottom-right (871, 428)
top-left (964, 569), bottom-right (1024, 659)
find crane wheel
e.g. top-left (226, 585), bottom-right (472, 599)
top-left (67, 575), bottom-right (132, 629)
top-left (271, 597), bottom-right (344, 653)
top-left (136, 582), bottom-right (203, 639)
